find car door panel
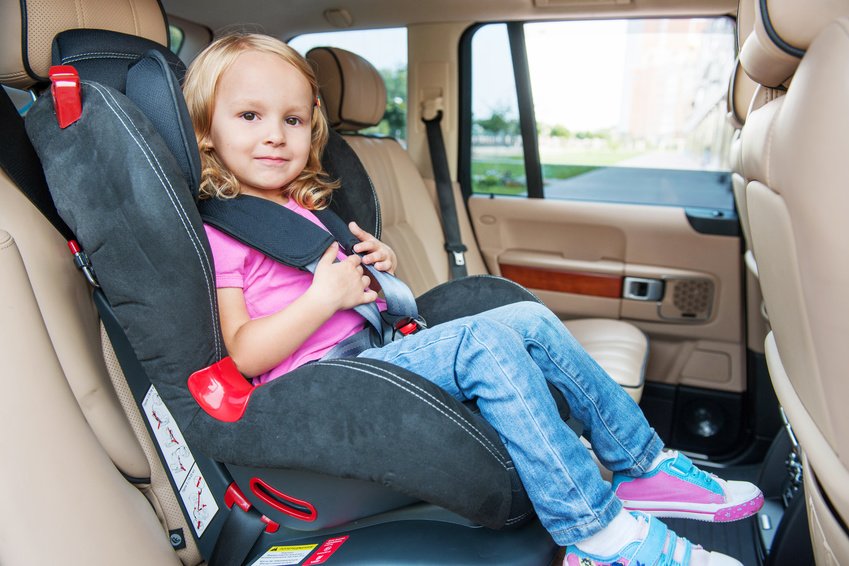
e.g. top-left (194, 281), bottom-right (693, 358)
top-left (468, 195), bottom-right (745, 393)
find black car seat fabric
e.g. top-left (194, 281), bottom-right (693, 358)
top-left (25, 46), bottom-right (541, 532)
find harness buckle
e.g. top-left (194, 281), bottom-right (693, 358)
top-left (394, 316), bottom-right (425, 336)
top-left (49, 66), bottom-right (82, 129)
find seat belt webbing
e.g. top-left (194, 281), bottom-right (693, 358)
top-left (0, 88), bottom-right (75, 241)
top-left (207, 502), bottom-right (267, 566)
top-left (422, 108), bottom-right (468, 279)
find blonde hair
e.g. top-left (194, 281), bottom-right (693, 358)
top-left (183, 33), bottom-right (339, 208)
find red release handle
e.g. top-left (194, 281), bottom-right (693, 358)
top-left (49, 65), bottom-right (82, 129)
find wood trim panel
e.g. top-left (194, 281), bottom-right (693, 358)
top-left (499, 264), bottom-right (623, 298)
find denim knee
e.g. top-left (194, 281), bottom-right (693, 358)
top-left (515, 301), bottom-right (569, 339)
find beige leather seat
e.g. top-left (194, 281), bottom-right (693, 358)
top-left (307, 47), bottom-right (647, 401)
top-left (0, 0), bottom-right (200, 563)
top-left (727, 56), bottom-right (776, 350)
top-left (740, 0), bottom-right (849, 563)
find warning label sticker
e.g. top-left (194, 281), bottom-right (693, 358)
top-left (142, 386), bottom-right (219, 536)
top-left (249, 544), bottom-right (318, 565)
top-left (304, 536), bottom-right (349, 565)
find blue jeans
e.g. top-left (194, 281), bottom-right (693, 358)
top-left (359, 301), bottom-right (663, 545)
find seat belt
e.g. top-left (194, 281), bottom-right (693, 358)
top-left (0, 88), bottom-right (75, 241)
top-left (199, 195), bottom-right (425, 345)
top-left (422, 98), bottom-right (468, 279)
top-left (207, 503), bottom-right (267, 566)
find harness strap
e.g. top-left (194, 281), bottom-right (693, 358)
top-left (320, 326), bottom-right (381, 360)
top-left (313, 206), bottom-right (420, 329)
top-left (199, 195), bottom-right (424, 345)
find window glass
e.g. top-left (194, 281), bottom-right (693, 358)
top-left (289, 28), bottom-right (408, 143)
top-left (168, 24), bottom-right (185, 56)
top-left (469, 19), bottom-right (736, 209)
top-left (470, 24), bottom-right (526, 196)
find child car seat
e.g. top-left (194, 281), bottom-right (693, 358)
top-left (8, 0), bottom-right (570, 563)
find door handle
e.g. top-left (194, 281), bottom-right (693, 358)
top-left (623, 277), bottom-right (664, 301)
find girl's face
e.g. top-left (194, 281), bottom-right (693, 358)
top-left (208, 50), bottom-right (314, 203)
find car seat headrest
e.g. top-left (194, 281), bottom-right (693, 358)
top-left (53, 28), bottom-right (186, 91)
top-left (736, 0), bottom-right (756, 52)
top-left (726, 58), bottom-right (762, 129)
top-left (740, 0), bottom-right (849, 87)
top-left (0, 0), bottom-right (168, 90)
top-left (307, 46), bottom-right (386, 132)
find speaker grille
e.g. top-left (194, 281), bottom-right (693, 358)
top-left (674, 279), bottom-right (712, 314)
top-left (661, 278), bottom-right (714, 320)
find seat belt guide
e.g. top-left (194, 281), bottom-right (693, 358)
top-left (49, 66), bottom-right (82, 129)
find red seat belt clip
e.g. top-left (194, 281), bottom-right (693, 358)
top-left (49, 65), bottom-right (82, 129)
top-left (395, 317), bottom-right (422, 336)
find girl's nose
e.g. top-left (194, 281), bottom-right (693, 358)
top-left (264, 122), bottom-right (286, 145)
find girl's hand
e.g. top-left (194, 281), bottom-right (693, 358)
top-left (349, 221), bottom-right (397, 274)
top-left (309, 242), bottom-right (378, 312)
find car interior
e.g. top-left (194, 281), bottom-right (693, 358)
top-left (1, 0), bottom-right (847, 564)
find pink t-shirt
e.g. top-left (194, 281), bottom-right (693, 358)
top-left (204, 199), bottom-right (382, 385)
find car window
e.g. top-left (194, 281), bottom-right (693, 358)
top-left (466, 18), bottom-right (737, 210)
top-left (168, 24), bottom-right (185, 56)
top-left (470, 24), bottom-right (527, 197)
top-left (289, 28), bottom-right (408, 143)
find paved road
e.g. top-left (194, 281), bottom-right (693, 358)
top-left (544, 166), bottom-right (735, 211)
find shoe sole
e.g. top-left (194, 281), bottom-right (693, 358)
top-left (622, 492), bottom-right (764, 522)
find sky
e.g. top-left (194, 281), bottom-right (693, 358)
top-left (289, 20), bottom-right (733, 132)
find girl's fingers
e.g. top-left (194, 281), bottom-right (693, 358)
top-left (318, 242), bottom-right (339, 266)
top-left (349, 221), bottom-right (373, 242)
top-left (353, 241), bottom-right (372, 254)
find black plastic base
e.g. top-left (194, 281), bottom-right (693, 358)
top-left (246, 507), bottom-right (557, 565)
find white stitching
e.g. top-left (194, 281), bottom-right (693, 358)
top-left (315, 360), bottom-right (509, 470)
top-left (94, 84), bottom-right (222, 359)
top-left (504, 511), bottom-right (531, 525)
top-left (64, 51), bottom-right (138, 60)
top-left (338, 358), bottom-right (509, 462)
top-left (86, 82), bottom-right (222, 359)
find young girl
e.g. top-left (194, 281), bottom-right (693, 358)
top-left (184, 33), bottom-right (761, 566)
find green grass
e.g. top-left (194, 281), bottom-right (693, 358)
top-left (472, 159), bottom-right (601, 195)
top-left (470, 148), bottom-right (644, 194)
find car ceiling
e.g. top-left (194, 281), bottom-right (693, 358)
top-left (162, 0), bottom-right (737, 40)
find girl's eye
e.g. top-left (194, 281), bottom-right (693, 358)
top-left (285, 116), bottom-right (302, 126)
top-left (240, 112), bottom-right (257, 121)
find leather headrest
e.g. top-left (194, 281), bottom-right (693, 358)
top-left (726, 58), bottom-right (760, 129)
top-left (740, 0), bottom-right (849, 87)
top-left (0, 0), bottom-right (167, 89)
top-left (737, 0), bottom-right (756, 51)
top-left (306, 47), bottom-right (386, 132)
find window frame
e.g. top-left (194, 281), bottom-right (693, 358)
top-left (459, 16), bottom-right (738, 209)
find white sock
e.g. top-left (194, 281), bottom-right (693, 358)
top-left (574, 509), bottom-right (645, 556)
top-left (648, 448), bottom-right (677, 471)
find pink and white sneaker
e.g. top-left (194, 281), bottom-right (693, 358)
top-left (612, 451), bottom-right (764, 522)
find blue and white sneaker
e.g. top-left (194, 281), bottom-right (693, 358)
top-left (563, 511), bottom-right (742, 566)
